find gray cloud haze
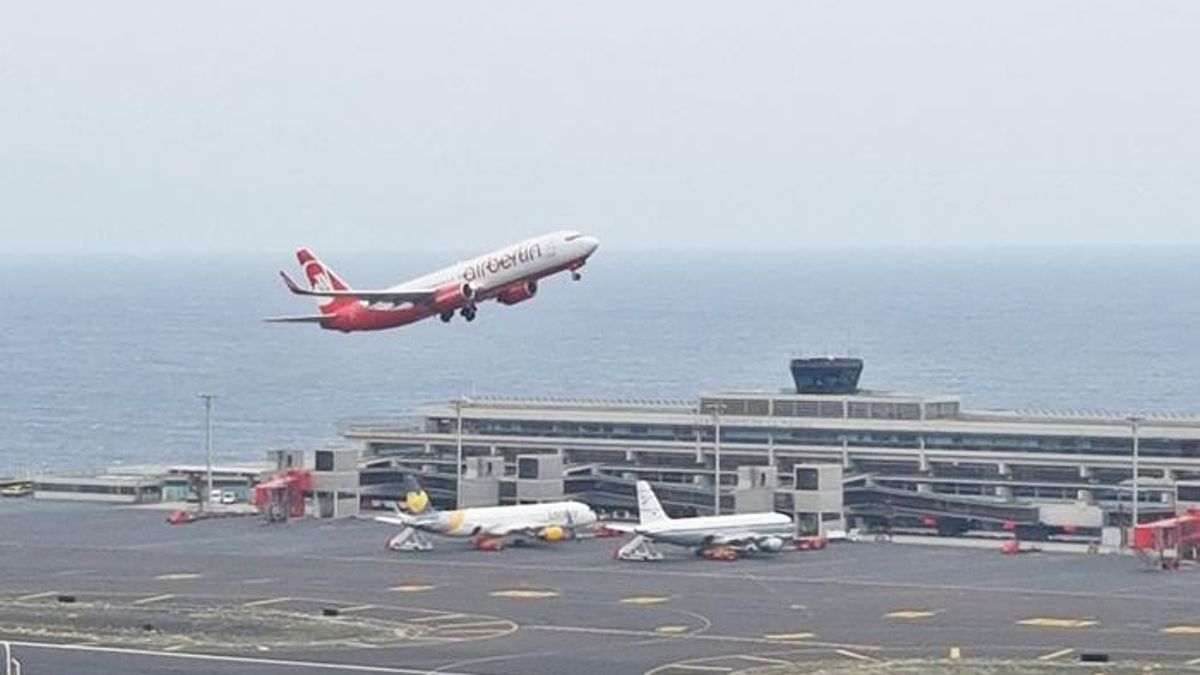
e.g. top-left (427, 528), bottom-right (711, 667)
top-left (1, 1), bottom-right (1198, 254)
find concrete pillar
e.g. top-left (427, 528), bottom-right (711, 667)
top-left (1078, 465), bottom-right (1091, 480)
top-left (841, 437), bottom-right (851, 469)
top-left (998, 462), bottom-right (1011, 477)
top-left (994, 485), bottom-right (1013, 500)
top-left (625, 449), bottom-right (635, 462)
top-left (1076, 489), bottom-right (1095, 505)
top-left (917, 482), bottom-right (933, 494)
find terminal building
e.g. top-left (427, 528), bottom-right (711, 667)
top-left (345, 359), bottom-right (1200, 538)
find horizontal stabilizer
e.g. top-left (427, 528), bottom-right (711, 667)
top-left (263, 314), bottom-right (329, 324)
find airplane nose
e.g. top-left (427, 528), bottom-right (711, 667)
top-left (581, 236), bottom-right (600, 254)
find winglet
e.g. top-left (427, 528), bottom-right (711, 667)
top-left (279, 270), bottom-right (307, 295)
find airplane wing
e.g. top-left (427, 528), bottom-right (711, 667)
top-left (279, 271), bottom-right (438, 304)
top-left (374, 514), bottom-right (415, 527)
top-left (263, 314), bottom-right (329, 324)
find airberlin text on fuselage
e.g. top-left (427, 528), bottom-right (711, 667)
top-left (462, 243), bottom-right (543, 283)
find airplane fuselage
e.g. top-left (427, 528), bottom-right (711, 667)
top-left (322, 231), bottom-right (598, 332)
top-left (412, 501), bottom-right (597, 539)
top-left (636, 512), bottom-right (794, 548)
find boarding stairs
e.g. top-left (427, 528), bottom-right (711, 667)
top-left (385, 526), bottom-right (435, 552)
top-left (615, 535), bottom-right (665, 562)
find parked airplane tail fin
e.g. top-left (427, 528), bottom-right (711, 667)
top-left (296, 248), bottom-right (356, 314)
top-left (401, 474), bottom-right (432, 515)
top-left (635, 481), bottom-right (671, 525)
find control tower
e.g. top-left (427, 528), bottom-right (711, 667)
top-left (789, 357), bottom-right (863, 394)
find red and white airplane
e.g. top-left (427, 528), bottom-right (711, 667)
top-left (266, 231), bottom-right (600, 332)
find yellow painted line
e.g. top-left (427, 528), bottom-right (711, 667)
top-left (620, 596), bottom-right (670, 605)
top-left (154, 573), bottom-right (203, 581)
top-left (656, 625), bottom-right (690, 635)
top-left (241, 597), bottom-right (293, 608)
top-left (490, 589), bottom-right (558, 600)
top-left (132, 594), bottom-right (175, 605)
top-left (389, 584), bottom-right (435, 593)
top-left (764, 632), bottom-right (816, 641)
top-left (1018, 617), bottom-right (1097, 628)
top-left (1162, 626), bottom-right (1200, 635)
top-left (884, 610), bottom-right (937, 619)
top-left (835, 649), bottom-right (876, 662)
top-left (16, 591), bottom-right (56, 601)
top-left (338, 605), bottom-right (375, 614)
top-left (1038, 648), bottom-right (1075, 661)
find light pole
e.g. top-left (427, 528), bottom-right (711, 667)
top-left (199, 394), bottom-right (216, 511)
top-left (1129, 415), bottom-right (1143, 532)
top-left (454, 396), bottom-right (467, 508)
top-left (712, 402), bottom-right (724, 516)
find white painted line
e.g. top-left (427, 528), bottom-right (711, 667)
top-left (242, 597), bottom-right (293, 608)
top-left (132, 594), bottom-right (175, 606)
top-left (1187, 657), bottom-right (1200, 666)
top-left (409, 613), bottom-right (467, 623)
top-left (5, 640), bottom-right (480, 674)
top-left (836, 649), bottom-right (876, 662)
top-left (337, 605), bottom-right (375, 614)
top-left (16, 591), bottom-right (56, 601)
top-left (153, 573), bottom-right (203, 581)
top-left (1038, 648), bottom-right (1074, 661)
top-left (665, 667), bottom-right (732, 673)
top-left (429, 620), bottom-right (511, 630)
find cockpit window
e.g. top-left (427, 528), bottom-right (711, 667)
top-left (564, 233), bottom-right (582, 241)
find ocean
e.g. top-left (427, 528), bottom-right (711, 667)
top-left (2, 247), bottom-right (1198, 474)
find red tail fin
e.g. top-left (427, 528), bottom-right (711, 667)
top-left (296, 248), bottom-right (356, 314)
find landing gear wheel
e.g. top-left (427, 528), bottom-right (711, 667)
top-left (461, 306), bottom-right (477, 322)
top-left (571, 271), bottom-right (582, 281)
top-left (439, 311), bottom-right (453, 323)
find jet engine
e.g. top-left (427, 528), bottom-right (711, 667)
top-left (497, 280), bottom-right (537, 305)
top-left (756, 536), bottom-right (784, 553)
top-left (433, 282), bottom-right (476, 311)
top-left (538, 525), bottom-right (567, 542)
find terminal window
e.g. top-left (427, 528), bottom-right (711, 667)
top-left (795, 468), bottom-right (819, 491)
top-left (315, 451), bottom-right (333, 472)
top-left (518, 458), bottom-right (538, 479)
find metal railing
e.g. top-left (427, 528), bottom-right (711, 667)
top-left (2, 641), bottom-right (21, 675)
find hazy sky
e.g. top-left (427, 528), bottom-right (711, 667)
top-left (2, 2), bottom-right (1198, 254)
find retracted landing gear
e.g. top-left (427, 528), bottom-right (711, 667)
top-left (385, 526), bottom-right (434, 552)
top-left (615, 535), bottom-right (664, 562)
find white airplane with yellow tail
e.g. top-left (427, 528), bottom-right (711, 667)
top-left (376, 483), bottom-right (597, 551)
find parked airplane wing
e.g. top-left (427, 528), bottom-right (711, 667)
top-left (279, 271), bottom-right (438, 304)
top-left (375, 514), bottom-right (415, 527)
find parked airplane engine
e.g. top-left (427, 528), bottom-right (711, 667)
top-left (538, 525), bottom-right (567, 542)
top-left (497, 280), bottom-right (538, 305)
top-left (756, 536), bottom-right (784, 552)
top-left (433, 282), bottom-right (476, 310)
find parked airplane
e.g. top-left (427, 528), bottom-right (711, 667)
top-left (613, 481), bottom-right (795, 560)
top-left (266, 230), bottom-right (600, 332)
top-left (376, 482), bottom-right (598, 551)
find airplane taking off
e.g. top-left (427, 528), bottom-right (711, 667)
top-left (266, 230), bottom-right (600, 332)
top-left (613, 481), bottom-right (795, 561)
top-left (375, 482), bottom-right (598, 551)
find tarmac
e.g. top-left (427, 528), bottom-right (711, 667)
top-left (1, 500), bottom-right (1199, 674)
